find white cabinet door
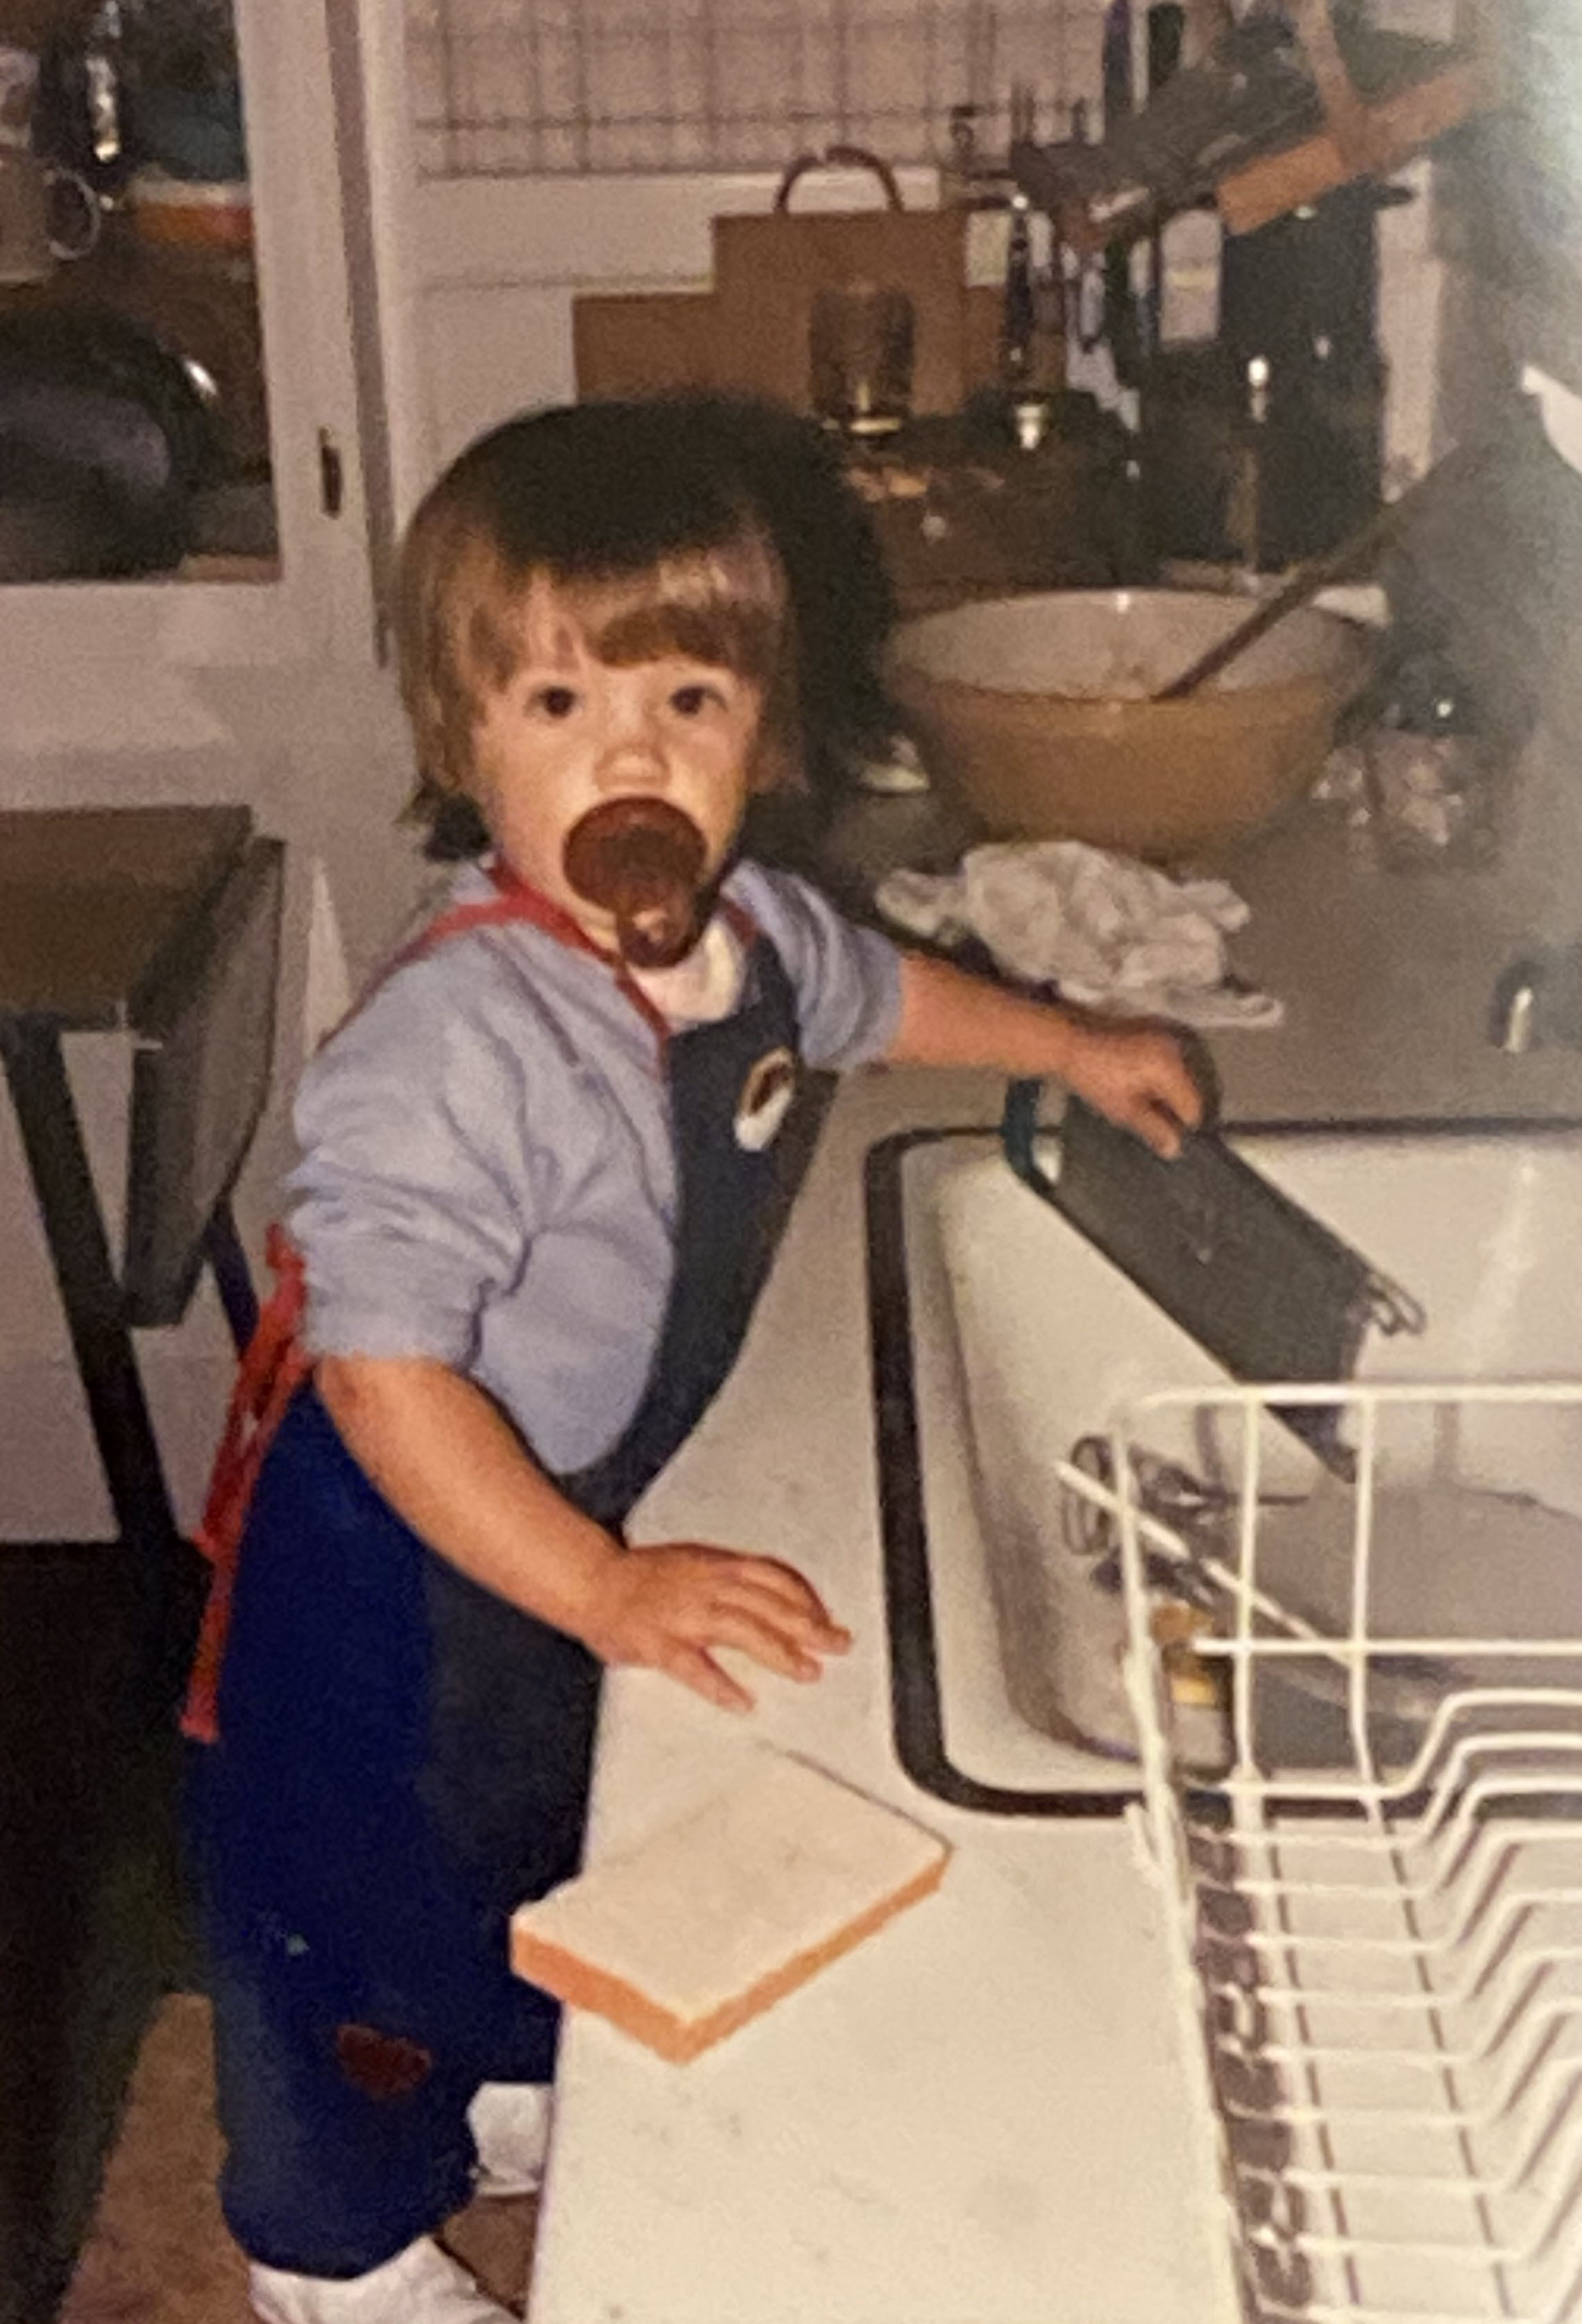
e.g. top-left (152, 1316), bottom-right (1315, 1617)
top-left (0, 0), bottom-right (387, 712)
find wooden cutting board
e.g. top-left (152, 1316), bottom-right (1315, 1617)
top-left (572, 291), bottom-right (778, 403)
top-left (575, 202), bottom-right (998, 416)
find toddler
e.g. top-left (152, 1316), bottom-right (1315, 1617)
top-left (192, 395), bottom-right (1201, 2322)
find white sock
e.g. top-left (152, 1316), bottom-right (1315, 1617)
top-left (467, 2079), bottom-right (553, 2197)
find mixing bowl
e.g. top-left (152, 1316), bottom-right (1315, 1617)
top-left (887, 588), bottom-right (1370, 862)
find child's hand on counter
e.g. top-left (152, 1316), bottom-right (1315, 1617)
top-left (584, 1541), bottom-right (853, 1714)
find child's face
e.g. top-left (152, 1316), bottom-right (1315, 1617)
top-left (469, 579), bottom-right (766, 950)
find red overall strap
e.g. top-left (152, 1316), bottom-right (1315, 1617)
top-left (472, 862), bottom-right (758, 1047)
top-left (182, 1224), bottom-right (312, 1742)
top-left (471, 862), bottom-right (676, 1047)
top-left (180, 862), bottom-right (750, 1742)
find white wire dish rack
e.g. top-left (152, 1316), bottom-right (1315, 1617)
top-left (1097, 1381), bottom-right (1582, 2324)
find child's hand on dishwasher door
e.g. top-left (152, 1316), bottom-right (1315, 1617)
top-left (1057, 1016), bottom-right (1212, 1159)
top-left (885, 950), bottom-right (1209, 1160)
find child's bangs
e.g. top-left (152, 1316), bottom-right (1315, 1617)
top-left (450, 543), bottom-right (538, 700)
top-left (448, 538), bottom-right (785, 699)
top-left (573, 537), bottom-right (786, 682)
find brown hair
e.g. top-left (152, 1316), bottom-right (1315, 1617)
top-left (396, 400), bottom-right (801, 852)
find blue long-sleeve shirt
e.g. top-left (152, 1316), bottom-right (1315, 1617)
top-left (288, 858), bottom-right (902, 1478)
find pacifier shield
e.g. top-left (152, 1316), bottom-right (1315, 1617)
top-left (563, 798), bottom-right (710, 969)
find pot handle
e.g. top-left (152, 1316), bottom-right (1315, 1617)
top-left (44, 164), bottom-right (101, 262)
top-left (774, 144), bottom-right (904, 213)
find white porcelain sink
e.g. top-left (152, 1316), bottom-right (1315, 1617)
top-left (868, 1119), bottom-right (1582, 1812)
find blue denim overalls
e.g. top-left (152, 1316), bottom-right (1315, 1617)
top-left (192, 882), bottom-right (817, 2274)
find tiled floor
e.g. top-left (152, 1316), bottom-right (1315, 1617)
top-left (60, 1996), bottom-right (538, 2323)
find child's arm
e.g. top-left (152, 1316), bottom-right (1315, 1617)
top-left (316, 1351), bottom-right (849, 1714)
top-left (886, 951), bottom-right (1205, 1157)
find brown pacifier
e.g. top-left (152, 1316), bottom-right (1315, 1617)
top-left (562, 798), bottom-right (711, 970)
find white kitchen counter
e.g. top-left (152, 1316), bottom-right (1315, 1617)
top-left (528, 778), bottom-right (1582, 2324)
top-left (529, 1069), bottom-right (1237, 2324)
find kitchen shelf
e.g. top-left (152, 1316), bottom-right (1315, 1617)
top-left (1217, 37), bottom-right (1488, 233)
top-left (1011, 0), bottom-right (1494, 251)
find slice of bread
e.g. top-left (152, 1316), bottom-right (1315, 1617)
top-left (509, 1752), bottom-right (950, 2063)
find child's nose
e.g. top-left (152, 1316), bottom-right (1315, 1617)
top-left (596, 701), bottom-right (668, 788)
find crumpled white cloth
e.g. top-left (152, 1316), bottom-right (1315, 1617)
top-left (876, 840), bottom-right (1284, 1029)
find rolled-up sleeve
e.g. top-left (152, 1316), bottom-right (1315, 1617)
top-left (731, 863), bottom-right (903, 1070)
top-left (287, 968), bottom-right (536, 1369)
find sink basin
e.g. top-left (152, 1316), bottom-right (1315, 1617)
top-left (868, 1118), bottom-right (1582, 1814)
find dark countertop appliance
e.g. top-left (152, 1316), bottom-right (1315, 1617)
top-left (1140, 178), bottom-right (1389, 570)
top-left (1007, 4), bottom-right (1492, 576)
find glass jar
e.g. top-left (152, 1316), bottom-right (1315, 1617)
top-left (1362, 650), bottom-right (1497, 873)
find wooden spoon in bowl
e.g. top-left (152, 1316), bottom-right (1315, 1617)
top-left (1151, 444), bottom-right (1479, 704)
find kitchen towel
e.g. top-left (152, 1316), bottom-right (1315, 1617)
top-left (876, 840), bottom-right (1283, 1027)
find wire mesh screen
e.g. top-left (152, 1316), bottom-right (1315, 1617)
top-left (406, 0), bottom-right (1113, 180)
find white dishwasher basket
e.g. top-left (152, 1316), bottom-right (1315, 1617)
top-left (1112, 1382), bottom-right (1582, 2324)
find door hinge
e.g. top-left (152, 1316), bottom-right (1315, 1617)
top-left (318, 427), bottom-right (346, 519)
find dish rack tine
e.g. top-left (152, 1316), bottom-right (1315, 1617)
top-left (1216, 2003), bottom-right (1582, 2158)
top-left (1227, 1805), bottom-right (1581, 1929)
top-left (1223, 1782), bottom-right (1582, 1950)
top-left (1257, 2129), bottom-right (1582, 2273)
top-left (1200, 1895), bottom-right (1571, 2030)
top-left (1205, 1695), bottom-right (1582, 1815)
top-left (1214, 1761), bottom-right (1582, 1886)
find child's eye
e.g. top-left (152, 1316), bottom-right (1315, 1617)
top-left (670, 682), bottom-right (725, 717)
top-left (529, 685), bottom-right (579, 719)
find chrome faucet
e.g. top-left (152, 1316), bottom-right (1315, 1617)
top-left (1490, 964), bottom-right (1541, 1054)
top-left (1490, 946), bottom-right (1582, 1053)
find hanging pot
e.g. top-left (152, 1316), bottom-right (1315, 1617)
top-left (0, 306), bottom-right (220, 579)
